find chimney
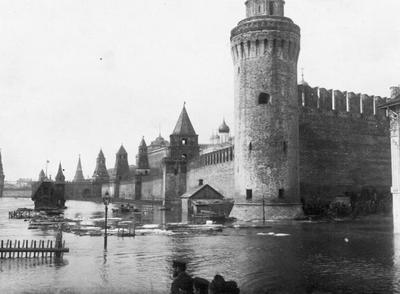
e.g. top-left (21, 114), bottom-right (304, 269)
top-left (198, 179), bottom-right (204, 186)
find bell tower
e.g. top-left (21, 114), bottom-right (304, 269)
top-left (231, 0), bottom-right (302, 219)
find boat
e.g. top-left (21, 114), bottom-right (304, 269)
top-left (111, 204), bottom-right (139, 214)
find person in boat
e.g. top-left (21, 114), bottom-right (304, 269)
top-left (171, 260), bottom-right (193, 294)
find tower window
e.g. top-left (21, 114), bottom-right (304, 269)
top-left (249, 142), bottom-right (252, 151)
top-left (246, 189), bottom-right (253, 200)
top-left (279, 189), bottom-right (285, 199)
top-left (258, 5), bottom-right (261, 13)
top-left (182, 138), bottom-right (188, 145)
top-left (283, 141), bottom-right (288, 155)
top-left (258, 93), bottom-right (270, 104)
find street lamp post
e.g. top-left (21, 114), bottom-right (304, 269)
top-left (103, 191), bottom-right (111, 250)
top-left (262, 196), bottom-right (265, 224)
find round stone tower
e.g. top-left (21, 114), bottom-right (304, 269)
top-left (231, 0), bottom-right (301, 215)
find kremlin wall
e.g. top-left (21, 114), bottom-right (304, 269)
top-left (32, 0), bottom-right (392, 220)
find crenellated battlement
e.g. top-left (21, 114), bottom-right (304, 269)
top-left (231, 33), bottom-right (299, 63)
top-left (298, 85), bottom-right (389, 119)
top-left (189, 146), bottom-right (234, 170)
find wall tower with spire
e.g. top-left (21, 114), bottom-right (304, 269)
top-left (92, 150), bottom-right (109, 182)
top-left (0, 150), bottom-right (4, 197)
top-left (162, 104), bottom-right (199, 205)
top-left (73, 156), bottom-right (85, 182)
top-left (230, 0), bottom-right (302, 218)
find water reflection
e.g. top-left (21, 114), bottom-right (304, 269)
top-left (394, 232), bottom-right (400, 293)
top-left (1, 198), bottom-right (400, 293)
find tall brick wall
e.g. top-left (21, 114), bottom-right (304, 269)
top-left (119, 181), bottom-right (135, 200)
top-left (298, 85), bottom-right (391, 200)
top-left (187, 146), bottom-right (235, 198)
top-left (148, 148), bottom-right (168, 172)
top-left (141, 175), bottom-right (163, 201)
top-left (65, 181), bottom-right (94, 200)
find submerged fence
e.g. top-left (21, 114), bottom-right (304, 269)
top-left (0, 232), bottom-right (69, 259)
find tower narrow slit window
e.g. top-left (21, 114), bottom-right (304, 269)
top-left (258, 92), bottom-right (270, 104)
top-left (283, 141), bottom-right (288, 155)
top-left (279, 189), bottom-right (285, 199)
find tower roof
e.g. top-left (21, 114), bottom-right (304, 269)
top-left (218, 119), bottom-right (230, 133)
top-left (73, 156), bottom-right (85, 182)
top-left (39, 169), bottom-right (46, 181)
top-left (117, 145), bottom-right (127, 155)
top-left (139, 137), bottom-right (147, 148)
top-left (0, 150), bottom-right (3, 177)
top-left (55, 162), bottom-right (65, 182)
top-left (172, 104), bottom-right (196, 136)
top-left (93, 149), bottom-right (109, 181)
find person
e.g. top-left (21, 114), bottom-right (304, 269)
top-left (171, 260), bottom-right (193, 294)
top-left (193, 277), bottom-right (209, 294)
top-left (209, 275), bottom-right (240, 294)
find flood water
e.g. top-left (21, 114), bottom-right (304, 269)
top-left (1, 197), bottom-right (400, 294)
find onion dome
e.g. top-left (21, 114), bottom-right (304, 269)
top-left (218, 119), bottom-right (230, 133)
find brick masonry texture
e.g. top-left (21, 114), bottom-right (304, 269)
top-left (231, 13), bottom-right (300, 204)
top-left (298, 85), bottom-right (391, 200)
top-left (186, 161), bottom-right (235, 198)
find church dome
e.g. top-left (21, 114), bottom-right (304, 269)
top-left (218, 119), bottom-right (230, 133)
top-left (150, 134), bottom-right (168, 147)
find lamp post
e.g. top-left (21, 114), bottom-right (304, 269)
top-left (262, 196), bottom-right (265, 224)
top-left (103, 191), bottom-right (111, 250)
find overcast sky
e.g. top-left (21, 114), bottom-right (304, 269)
top-left (1, 0), bottom-right (399, 181)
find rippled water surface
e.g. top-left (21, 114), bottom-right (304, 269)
top-left (1, 197), bottom-right (400, 294)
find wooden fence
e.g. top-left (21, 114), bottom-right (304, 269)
top-left (0, 234), bottom-right (69, 259)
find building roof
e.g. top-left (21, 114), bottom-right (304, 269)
top-left (39, 170), bottom-right (46, 181)
top-left (0, 150), bottom-right (3, 177)
top-left (172, 104), bottom-right (196, 136)
top-left (139, 137), bottom-right (147, 148)
top-left (181, 184), bottom-right (224, 199)
top-left (55, 162), bottom-right (65, 182)
top-left (73, 156), bottom-right (85, 182)
top-left (117, 145), bottom-right (128, 155)
top-left (93, 149), bottom-right (109, 180)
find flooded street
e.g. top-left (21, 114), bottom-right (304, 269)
top-left (0, 197), bottom-right (399, 294)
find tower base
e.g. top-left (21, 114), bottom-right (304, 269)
top-left (393, 192), bottom-right (400, 234)
top-left (229, 202), bottom-right (304, 221)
